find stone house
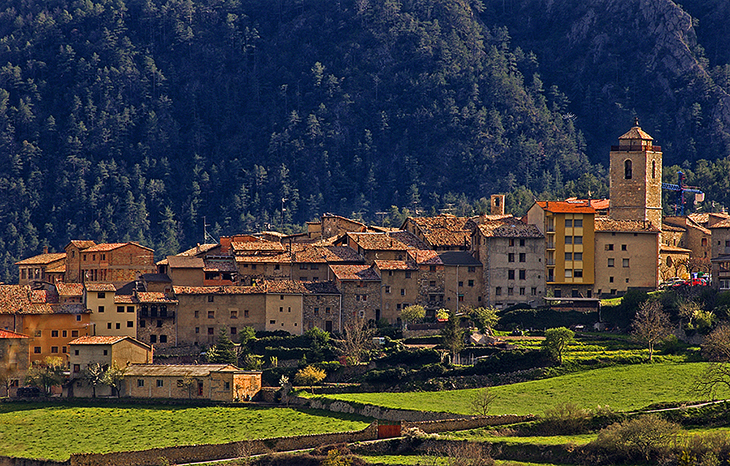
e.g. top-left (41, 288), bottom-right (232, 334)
top-left (594, 218), bottom-right (660, 296)
top-left (290, 245), bottom-right (364, 282)
top-left (301, 281), bottom-right (341, 333)
top-left (121, 364), bottom-right (261, 402)
top-left (15, 249), bottom-right (66, 285)
top-left (133, 292), bottom-right (179, 348)
top-left (710, 219), bottom-right (730, 291)
top-left (330, 265), bottom-right (382, 325)
top-left (401, 215), bottom-right (472, 251)
top-left (85, 283), bottom-right (137, 338)
top-left (72, 242), bottom-right (155, 283)
top-left (470, 217), bottom-right (545, 308)
top-left (373, 260), bottom-right (420, 324)
top-left (68, 335), bottom-right (153, 397)
top-left (0, 329), bottom-right (29, 396)
top-left (663, 216), bottom-right (712, 261)
top-left (439, 251), bottom-right (484, 312)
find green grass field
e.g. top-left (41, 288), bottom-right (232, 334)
top-left (0, 403), bottom-right (371, 460)
top-left (323, 362), bottom-right (729, 415)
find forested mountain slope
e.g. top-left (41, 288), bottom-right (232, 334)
top-left (0, 0), bottom-right (728, 283)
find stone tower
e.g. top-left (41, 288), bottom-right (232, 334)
top-left (490, 194), bottom-right (506, 216)
top-left (609, 119), bottom-right (663, 227)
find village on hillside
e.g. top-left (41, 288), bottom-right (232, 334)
top-left (1, 121), bottom-right (730, 401)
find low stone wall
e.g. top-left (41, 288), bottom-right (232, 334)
top-left (294, 396), bottom-right (472, 422)
top-left (67, 422), bottom-right (378, 466)
top-left (0, 458), bottom-right (68, 466)
top-left (403, 414), bottom-right (534, 433)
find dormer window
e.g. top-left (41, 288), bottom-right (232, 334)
top-left (624, 160), bottom-right (632, 179)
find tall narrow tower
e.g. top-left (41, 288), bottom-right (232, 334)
top-left (609, 119), bottom-right (663, 226)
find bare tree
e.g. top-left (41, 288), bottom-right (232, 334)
top-left (631, 301), bottom-right (672, 362)
top-left (470, 386), bottom-right (497, 416)
top-left (696, 325), bottom-right (730, 399)
top-left (334, 319), bottom-right (374, 365)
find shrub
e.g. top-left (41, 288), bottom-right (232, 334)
top-left (378, 347), bottom-right (441, 366)
top-left (294, 365), bottom-right (326, 393)
top-left (540, 402), bottom-right (592, 434)
top-left (590, 414), bottom-right (680, 462)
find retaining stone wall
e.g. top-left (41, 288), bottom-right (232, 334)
top-left (403, 414), bottom-right (534, 433)
top-left (0, 458), bottom-right (68, 466)
top-left (294, 396), bottom-right (472, 421)
top-left (67, 422), bottom-right (378, 466)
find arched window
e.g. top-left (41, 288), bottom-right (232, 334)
top-left (624, 160), bottom-right (632, 179)
top-left (652, 160), bottom-right (656, 179)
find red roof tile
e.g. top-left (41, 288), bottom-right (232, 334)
top-left (330, 265), bottom-right (380, 281)
top-left (67, 240), bottom-right (97, 250)
top-left (536, 200), bottom-right (596, 214)
top-left (173, 285), bottom-right (262, 295)
top-left (231, 241), bottom-right (286, 253)
top-left (84, 283), bottom-right (117, 292)
top-left (84, 242), bottom-right (154, 252)
top-left (477, 219), bottom-right (544, 238)
top-left (403, 215), bottom-right (471, 248)
top-left (0, 329), bottom-right (29, 339)
top-left (374, 260), bottom-right (418, 271)
top-left (56, 283), bottom-right (83, 297)
top-left (135, 292), bottom-right (178, 304)
top-left (292, 245), bottom-right (363, 263)
top-left (15, 253), bottom-right (66, 266)
top-left (710, 219), bottom-right (730, 229)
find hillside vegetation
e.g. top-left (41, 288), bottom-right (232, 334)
top-left (0, 0), bottom-right (729, 282)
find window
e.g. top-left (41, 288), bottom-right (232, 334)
top-left (574, 252), bottom-right (583, 261)
top-left (34, 330), bottom-right (41, 337)
top-left (150, 335), bottom-right (157, 343)
top-left (565, 236), bottom-right (572, 245)
top-left (574, 219), bottom-right (583, 228)
top-left (138, 379), bottom-right (144, 387)
top-left (208, 311), bottom-right (215, 319)
top-left (519, 287), bottom-right (525, 296)
top-left (225, 381), bottom-right (231, 390)
top-left (157, 380), bottom-right (164, 388)
top-left (314, 307), bottom-right (319, 315)
top-left (51, 346), bottom-right (58, 353)
top-left (509, 239), bottom-right (515, 247)
top-left (519, 239), bottom-right (525, 247)
top-left (74, 364), bottom-right (80, 373)
top-left (195, 327), bottom-right (200, 334)
top-left (507, 287), bottom-right (514, 296)
top-left (51, 330), bottom-right (59, 338)
top-left (574, 269), bottom-right (583, 278)
top-left (115, 323), bottom-right (121, 330)
top-left (565, 219), bottom-right (573, 228)
top-left (107, 323), bottom-right (112, 329)
top-left (405, 271), bottom-right (412, 279)
top-left (98, 306), bottom-right (105, 313)
top-left (468, 280), bottom-right (474, 287)
top-left (608, 258), bottom-right (615, 267)
top-left (400, 289), bottom-right (405, 296)
top-left (531, 287), bottom-right (537, 295)
top-left (117, 306), bottom-right (124, 313)
top-left (127, 321), bottom-right (134, 328)
top-left (325, 307), bottom-right (331, 314)
top-left (458, 281), bottom-right (464, 287)
top-left (468, 266), bottom-right (476, 272)
top-left (62, 330), bottom-right (67, 337)
top-left (495, 287), bottom-right (502, 296)
top-left (299, 264), bottom-right (308, 270)
top-left (621, 244), bottom-right (627, 251)
top-left (270, 320), bottom-right (276, 324)
top-left (195, 311), bottom-right (200, 318)
top-left (98, 292), bottom-right (105, 299)
top-left (156, 320), bottom-right (162, 328)
top-left (624, 159), bottom-right (632, 179)
top-left (508, 253), bottom-right (515, 262)
top-left (279, 306), bottom-right (283, 312)
top-left (230, 310), bottom-right (238, 319)
top-left (244, 310), bottom-right (249, 318)
top-left (519, 270), bottom-right (526, 280)
top-left (76, 315), bottom-right (81, 321)
top-left (565, 269), bottom-right (573, 278)
top-left (508, 270), bottom-right (515, 280)
top-left (384, 286), bottom-right (391, 294)
top-left (429, 281), bottom-right (436, 287)
top-left (140, 320), bottom-right (146, 328)
top-left (159, 334), bottom-right (167, 343)
top-left (565, 252), bottom-right (572, 261)
top-left (429, 265), bottom-right (436, 272)
top-left (72, 330), bottom-right (78, 337)
top-left (208, 327), bottom-right (214, 335)
top-left (519, 253), bottom-right (526, 262)
top-left (574, 236), bottom-right (583, 245)
top-left (34, 346), bottom-right (41, 353)
top-left (605, 244), bottom-right (614, 251)
top-left (652, 160), bottom-right (656, 179)
top-left (609, 276), bottom-right (614, 283)
top-left (623, 259), bottom-right (630, 267)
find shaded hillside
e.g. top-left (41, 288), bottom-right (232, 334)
top-left (481, 0), bottom-right (730, 166)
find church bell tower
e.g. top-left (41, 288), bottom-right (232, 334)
top-left (609, 118), bottom-right (663, 226)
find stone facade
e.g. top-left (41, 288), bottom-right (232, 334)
top-left (303, 293), bottom-right (341, 333)
top-left (710, 220), bottom-right (730, 291)
top-left (609, 121), bottom-right (663, 227)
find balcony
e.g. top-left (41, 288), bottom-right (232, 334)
top-left (611, 145), bottom-right (661, 152)
top-left (546, 259), bottom-right (555, 266)
top-left (546, 242), bottom-right (555, 249)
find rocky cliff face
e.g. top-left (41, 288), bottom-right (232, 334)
top-left (483, 0), bottom-right (730, 165)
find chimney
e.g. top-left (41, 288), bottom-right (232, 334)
top-left (43, 246), bottom-right (48, 254)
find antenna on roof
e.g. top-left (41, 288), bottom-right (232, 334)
top-left (203, 216), bottom-right (217, 244)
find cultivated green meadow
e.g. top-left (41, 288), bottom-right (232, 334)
top-left (0, 403), bottom-right (371, 460)
top-left (322, 362), bottom-right (729, 415)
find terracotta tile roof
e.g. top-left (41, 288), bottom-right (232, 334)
top-left (84, 242), bottom-right (154, 252)
top-left (45, 263), bottom-right (66, 273)
top-left (135, 292), bottom-right (178, 304)
top-left (15, 253), bottom-right (66, 266)
top-left (30, 289), bottom-right (58, 304)
top-left (595, 217), bottom-right (661, 233)
top-left (301, 281), bottom-right (340, 294)
top-left (203, 258), bottom-right (237, 272)
top-left (388, 230), bottom-right (432, 250)
top-left (330, 264), bottom-right (381, 281)
top-left (114, 295), bottom-right (135, 304)
top-left (124, 364), bottom-right (245, 377)
top-left (403, 216), bottom-right (471, 248)
top-left (51, 304), bottom-right (88, 315)
top-left (19, 303), bottom-right (53, 314)
top-left (710, 219), bottom-right (730, 229)
top-left (259, 280), bottom-right (307, 294)
top-left (0, 329), bottom-right (29, 338)
top-left (477, 219), bottom-right (544, 238)
top-left (69, 335), bottom-right (128, 345)
top-left (173, 285), bottom-right (261, 295)
top-left (84, 283), bottom-right (117, 292)
top-left (536, 200), bottom-right (596, 214)
top-left (177, 244), bottom-right (220, 257)
top-left (56, 283), bottom-right (84, 297)
top-left (67, 240), bottom-right (96, 250)
top-left (292, 245), bottom-right (363, 263)
top-left (346, 233), bottom-right (409, 251)
top-left (662, 223), bottom-right (686, 232)
top-left (231, 241), bottom-right (286, 254)
top-left (0, 285), bottom-right (31, 313)
top-left (438, 251), bottom-right (482, 266)
top-left (619, 124), bottom-right (653, 141)
top-left (407, 249), bottom-right (442, 265)
top-left (374, 260), bottom-right (418, 271)
top-left (167, 256), bottom-right (205, 269)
